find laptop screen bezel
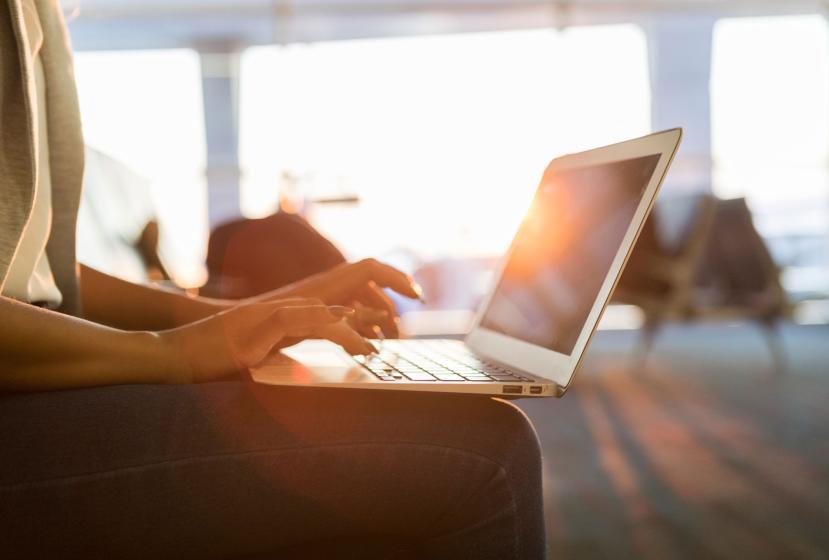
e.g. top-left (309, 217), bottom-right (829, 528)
top-left (464, 128), bottom-right (683, 390)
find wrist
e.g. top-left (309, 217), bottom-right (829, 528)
top-left (184, 295), bottom-right (232, 324)
top-left (138, 330), bottom-right (192, 384)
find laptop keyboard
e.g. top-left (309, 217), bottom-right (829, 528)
top-left (353, 340), bottom-right (535, 383)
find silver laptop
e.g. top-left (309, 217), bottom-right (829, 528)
top-left (252, 128), bottom-right (682, 398)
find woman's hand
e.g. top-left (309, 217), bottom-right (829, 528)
top-left (160, 298), bottom-right (376, 383)
top-left (263, 259), bottom-right (423, 339)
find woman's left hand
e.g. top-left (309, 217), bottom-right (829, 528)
top-left (260, 258), bottom-right (423, 339)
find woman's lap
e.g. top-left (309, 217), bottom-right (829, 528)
top-left (0, 382), bottom-right (545, 559)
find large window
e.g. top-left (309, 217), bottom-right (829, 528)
top-left (712, 15), bottom-right (829, 298)
top-left (239, 25), bottom-right (651, 262)
top-left (73, 49), bottom-right (208, 287)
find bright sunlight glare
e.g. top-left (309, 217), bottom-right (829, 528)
top-left (239, 25), bottom-right (651, 261)
top-left (712, 15), bottom-right (829, 237)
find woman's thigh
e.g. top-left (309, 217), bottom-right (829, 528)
top-left (0, 382), bottom-right (544, 559)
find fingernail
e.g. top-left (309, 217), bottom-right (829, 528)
top-left (412, 283), bottom-right (426, 303)
top-left (329, 306), bottom-right (356, 318)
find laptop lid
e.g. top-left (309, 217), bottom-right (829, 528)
top-left (465, 128), bottom-right (682, 391)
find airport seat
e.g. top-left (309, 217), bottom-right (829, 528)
top-left (693, 197), bottom-right (791, 372)
top-left (614, 194), bottom-right (790, 373)
top-left (201, 212), bottom-right (346, 299)
top-left (613, 193), bottom-right (718, 362)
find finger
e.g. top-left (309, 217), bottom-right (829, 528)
top-left (272, 335), bottom-right (304, 352)
top-left (357, 259), bottom-right (422, 300)
top-left (243, 305), bottom-right (352, 363)
top-left (345, 302), bottom-right (375, 338)
top-left (270, 305), bottom-right (354, 332)
top-left (311, 322), bottom-right (377, 356)
top-left (232, 298), bottom-right (324, 319)
top-left (356, 284), bottom-right (399, 338)
top-left (371, 324), bottom-right (385, 342)
top-left (348, 315), bottom-right (379, 339)
top-left (318, 259), bottom-right (421, 301)
top-left (354, 302), bottom-right (391, 329)
top-left (266, 297), bottom-right (324, 308)
top-left (281, 328), bottom-right (313, 339)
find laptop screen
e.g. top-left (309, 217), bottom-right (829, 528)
top-left (479, 153), bottom-right (661, 355)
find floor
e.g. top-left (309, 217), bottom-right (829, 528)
top-left (517, 321), bottom-right (829, 560)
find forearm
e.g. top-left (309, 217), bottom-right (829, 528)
top-left (0, 296), bottom-right (183, 391)
top-left (80, 265), bottom-right (229, 330)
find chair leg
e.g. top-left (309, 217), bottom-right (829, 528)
top-left (632, 319), bottom-right (660, 373)
top-left (759, 319), bottom-right (786, 376)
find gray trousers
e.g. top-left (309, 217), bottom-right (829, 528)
top-left (0, 382), bottom-right (545, 559)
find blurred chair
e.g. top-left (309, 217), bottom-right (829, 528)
top-left (77, 147), bottom-right (170, 283)
top-left (201, 212), bottom-right (346, 299)
top-left (693, 198), bottom-right (791, 372)
top-left (613, 193), bottom-right (718, 363)
top-left (614, 194), bottom-right (790, 373)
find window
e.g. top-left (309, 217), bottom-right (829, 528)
top-left (239, 25), bottom-right (651, 262)
top-left (73, 49), bottom-right (208, 287)
top-left (712, 15), bottom-right (829, 298)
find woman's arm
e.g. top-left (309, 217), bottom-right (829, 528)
top-left (0, 295), bottom-right (176, 391)
top-left (80, 265), bottom-right (229, 331)
top-left (0, 294), bottom-right (371, 392)
top-left (81, 258), bottom-right (423, 337)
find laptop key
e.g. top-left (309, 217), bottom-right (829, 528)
top-left (395, 365), bottom-right (427, 373)
top-left (422, 366), bottom-right (455, 375)
top-left (401, 371), bottom-right (437, 381)
top-left (452, 367), bottom-right (481, 375)
top-left (434, 373), bottom-right (464, 381)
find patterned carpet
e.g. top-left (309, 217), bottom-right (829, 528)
top-left (517, 322), bottom-right (829, 560)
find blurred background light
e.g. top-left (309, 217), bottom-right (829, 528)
top-left (66, 1), bottom-right (829, 314)
top-left (712, 15), bottom-right (829, 300)
top-left (238, 24), bottom-right (650, 261)
top-left (73, 49), bottom-right (209, 287)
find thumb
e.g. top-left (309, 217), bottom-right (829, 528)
top-left (239, 305), bottom-right (355, 368)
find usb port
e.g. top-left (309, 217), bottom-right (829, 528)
top-left (529, 386), bottom-right (543, 395)
top-left (502, 385), bottom-right (522, 395)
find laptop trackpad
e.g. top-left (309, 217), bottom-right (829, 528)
top-left (251, 340), bottom-right (369, 385)
top-left (278, 340), bottom-right (356, 366)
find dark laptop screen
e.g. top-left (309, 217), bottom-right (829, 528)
top-left (479, 153), bottom-right (661, 355)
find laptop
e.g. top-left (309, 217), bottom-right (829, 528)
top-left (252, 128), bottom-right (682, 398)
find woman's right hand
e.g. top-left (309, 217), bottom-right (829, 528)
top-left (159, 298), bottom-right (376, 383)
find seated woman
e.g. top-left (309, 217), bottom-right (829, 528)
top-left (0, 1), bottom-right (545, 558)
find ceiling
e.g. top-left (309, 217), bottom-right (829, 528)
top-left (67, 0), bottom-right (828, 50)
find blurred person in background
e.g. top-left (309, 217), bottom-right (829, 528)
top-left (0, 1), bottom-right (545, 557)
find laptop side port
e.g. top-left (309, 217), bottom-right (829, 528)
top-left (529, 386), bottom-right (543, 395)
top-left (502, 385), bottom-right (523, 395)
